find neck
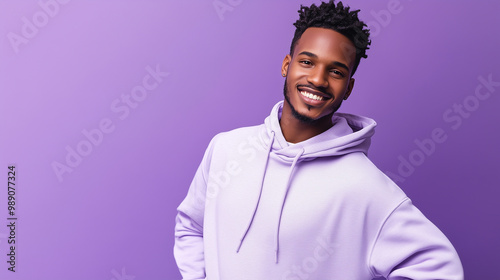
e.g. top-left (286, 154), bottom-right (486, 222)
top-left (279, 101), bottom-right (333, 143)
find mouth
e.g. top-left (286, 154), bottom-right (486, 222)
top-left (297, 86), bottom-right (331, 103)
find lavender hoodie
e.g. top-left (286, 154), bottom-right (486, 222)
top-left (174, 101), bottom-right (463, 280)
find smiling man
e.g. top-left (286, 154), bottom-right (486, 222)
top-left (174, 1), bottom-right (463, 279)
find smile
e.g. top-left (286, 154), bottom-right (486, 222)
top-left (300, 90), bottom-right (325, 101)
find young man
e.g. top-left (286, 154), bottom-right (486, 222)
top-left (174, 1), bottom-right (463, 279)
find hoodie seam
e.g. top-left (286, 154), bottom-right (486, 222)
top-left (366, 197), bottom-right (410, 278)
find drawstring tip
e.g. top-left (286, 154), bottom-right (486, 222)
top-left (275, 251), bottom-right (279, 264)
top-left (236, 241), bottom-right (243, 253)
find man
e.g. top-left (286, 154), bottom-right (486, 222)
top-left (174, 1), bottom-right (464, 279)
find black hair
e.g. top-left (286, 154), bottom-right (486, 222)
top-left (290, 0), bottom-right (371, 76)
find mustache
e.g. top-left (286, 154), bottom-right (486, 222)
top-left (296, 84), bottom-right (330, 96)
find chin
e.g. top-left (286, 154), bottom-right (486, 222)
top-left (285, 92), bottom-right (330, 123)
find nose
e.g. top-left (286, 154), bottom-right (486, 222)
top-left (306, 66), bottom-right (329, 88)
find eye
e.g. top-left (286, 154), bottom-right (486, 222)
top-left (330, 69), bottom-right (345, 78)
top-left (299, 60), bottom-right (312, 66)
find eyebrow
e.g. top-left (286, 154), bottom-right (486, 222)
top-left (297, 51), bottom-right (350, 72)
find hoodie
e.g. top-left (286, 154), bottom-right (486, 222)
top-left (174, 101), bottom-right (463, 280)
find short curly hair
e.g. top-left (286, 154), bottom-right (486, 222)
top-left (290, 0), bottom-right (371, 76)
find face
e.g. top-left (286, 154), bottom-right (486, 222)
top-left (281, 27), bottom-right (356, 124)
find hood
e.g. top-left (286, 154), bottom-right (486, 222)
top-left (236, 100), bottom-right (377, 263)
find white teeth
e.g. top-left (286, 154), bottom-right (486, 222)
top-left (300, 90), bottom-right (324, 101)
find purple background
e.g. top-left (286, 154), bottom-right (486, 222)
top-left (0, 1), bottom-right (499, 279)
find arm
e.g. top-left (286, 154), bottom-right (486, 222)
top-left (369, 198), bottom-right (464, 280)
top-left (174, 210), bottom-right (205, 280)
top-left (174, 137), bottom-right (217, 280)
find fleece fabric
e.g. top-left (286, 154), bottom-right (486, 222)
top-left (174, 101), bottom-right (463, 280)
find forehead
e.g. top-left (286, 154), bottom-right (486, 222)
top-left (294, 27), bottom-right (356, 68)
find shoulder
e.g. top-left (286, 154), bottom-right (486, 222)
top-left (329, 152), bottom-right (393, 183)
top-left (198, 124), bottom-right (268, 166)
top-left (328, 152), bottom-right (408, 206)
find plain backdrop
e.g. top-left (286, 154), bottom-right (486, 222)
top-left (0, 0), bottom-right (499, 279)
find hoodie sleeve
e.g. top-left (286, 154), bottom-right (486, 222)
top-left (369, 198), bottom-right (464, 280)
top-left (174, 136), bottom-right (217, 280)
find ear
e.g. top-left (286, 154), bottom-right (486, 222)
top-left (281, 54), bottom-right (292, 77)
top-left (343, 78), bottom-right (355, 100)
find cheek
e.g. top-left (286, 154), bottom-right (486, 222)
top-left (289, 64), bottom-right (307, 78)
top-left (333, 82), bottom-right (349, 97)
top-left (324, 85), bottom-right (348, 107)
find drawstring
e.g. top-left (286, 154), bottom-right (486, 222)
top-left (275, 148), bottom-right (304, 263)
top-left (236, 131), bottom-right (275, 253)
top-left (235, 130), bottom-right (304, 264)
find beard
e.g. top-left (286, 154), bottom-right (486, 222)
top-left (283, 77), bottom-right (341, 124)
